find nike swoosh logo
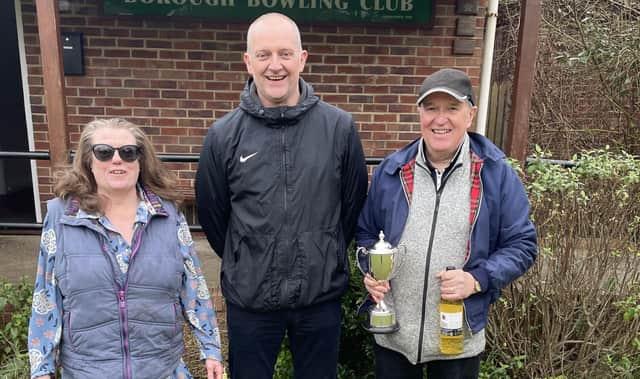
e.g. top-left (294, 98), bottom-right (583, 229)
top-left (239, 152), bottom-right (258, 163)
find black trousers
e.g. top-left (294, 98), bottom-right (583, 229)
top-left (374, 343), bottom-right (481, 379)
top-left (226, 300), bottom-right (342, 379)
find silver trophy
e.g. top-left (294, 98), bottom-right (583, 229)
top-left (356, 231), bottom-right (405, 333)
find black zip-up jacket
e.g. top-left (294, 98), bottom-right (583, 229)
top-left (196, 78), bottom-right (368, 311)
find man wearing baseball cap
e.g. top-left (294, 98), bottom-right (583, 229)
top-left (355, 68), bottom-right (537, 378)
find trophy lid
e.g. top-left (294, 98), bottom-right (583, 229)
top-left (369, 231), bottom-right (393, 255)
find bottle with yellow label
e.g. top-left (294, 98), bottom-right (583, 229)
top-left (439, 266), bottom-right (464, 355)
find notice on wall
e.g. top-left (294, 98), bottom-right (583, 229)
top-left (103, 0), bottom-right (434, 25)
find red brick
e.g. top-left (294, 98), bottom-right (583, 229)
top-left (107, 108), bottom-right (133, 116)
top-left (131, 30), bottom-right (158, 40)
top-left (176, 61), bottom-right (203, 70)
top-left (65, 77), bottom-right (94, 87)
top-left (132, 69), bottom-right (159, 79)
top-left (378, 56), bottom-right (403, 65)
top-left (389, 104), bottom-right (415, 113)
top-left (188, 51), bottom-right (214, 61)
top-left (117, 39), bottom-right (144, 48)
top-left (180, 100), bottom-right (205, 109)
top-left (133, 89), bottom-right (160, 98)
top-left (174, 41), bottom-right (200, 50)
top-left (105, 68), bottom-right (132, 77)
top-left (189, 110), bottom-right (214, 118)
top-left (162, 90), bottom-right (187, 99)
top-left (146, 39), bottom-right (172, 49)
top-left (179, 81), bottom-right (205, 90)
top-left (151, 136), bottom-right (180, 145)
top-left (337, 66), bottom-right (362, 74)
top-left (107, 88), bottom-right (133, 97)
top-left (120, 59), bottom-right (147, 69)
top-left (215, 92), bottom-right (239, 101)
top-left (132, 50), bottom-right (158, 59)
top-left (188, 91), bottom-right (213, 100)
top-left (161, 109), bottom-right (187, 118)
top-left (104, 49), bottom-right (131, 58)
top-left (95, 98), bottom-right (121, 107)
top-left (160, 50), bottom-right (186, 60)
top-left (148, 60), bottom-right (174, 70)
top-left (161, 71), bottom-right (189, 80)
top-left (79, 88), bottom-right (105, 97)
top-left (324, 55), bottom-right (349, 64)
top-left (390, 85), bottom-right (419, 94)
top-left (78, 106), bottom-right (105, 115)
top-left (390, 66), bottom-right (414, 75)
top-left (137, 111), bottom-right (163, 122)
top-left (150, 80), bottom-right (177, 89)
top-left (102, 28), bottom-right (130, 37)
top-left (204, 62), bottom-right (231, 71)
top-left (178, 119), bottom-right (208, 128)
top-left (188, 128), bottom-right (209, 137)
top-left (374, 114), bottom-right (398, 122)
top-left (96, 78), bottom-right (122, 87)
top-left (88, 38), bottom-right (116, 47)
top-left (124, 79), bottom-right (150, 88)
top-left (152, 99), bottom-right (179, 108)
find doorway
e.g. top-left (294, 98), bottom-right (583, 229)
top-left (0, 0), bottom-right (37, 223)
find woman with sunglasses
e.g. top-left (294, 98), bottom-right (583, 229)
top-left (27, 118), bottom-right (224, 379)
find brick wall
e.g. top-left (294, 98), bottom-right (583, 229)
top-left (21, 0), bottom-right (486, 210)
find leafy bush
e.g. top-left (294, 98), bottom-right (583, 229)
top-left (486, 148), bottom-right (640, 377)
top-left (273, 337), bottom-right (294, 379)
top-left (0, 276), bottom-right (33, 378)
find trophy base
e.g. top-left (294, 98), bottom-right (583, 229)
top-left (362, 309), bottom-right (400, 334)
top-left (361, 322), bottom-right (400, 334)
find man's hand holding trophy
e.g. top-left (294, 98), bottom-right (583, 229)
top-left (356, 231), bottom-right (405, 333)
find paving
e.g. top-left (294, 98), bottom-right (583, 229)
top-left (0, 233), bottom-right (222, 287)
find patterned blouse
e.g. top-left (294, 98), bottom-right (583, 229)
top-left (28, 190), bottom-right (222, 379)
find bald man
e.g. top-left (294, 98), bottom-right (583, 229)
top-left (196, 12), bottom-right (368, 379)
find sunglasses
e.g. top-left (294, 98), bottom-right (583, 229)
top-left (91, 144), bottom-right (141, 162)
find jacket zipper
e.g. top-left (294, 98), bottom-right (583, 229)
top-left (281, 125), bottom-right (288, 216)
top-left (100, 224), bottom-right (145, 379)
top-left (281, 121), bottom-right (288, 298)
top-left (416, 163), bottom-right (461, 363)
top-left (118, 289), bottom-right (130, 379)
top-left (121, 226), bottom-right (145, 379)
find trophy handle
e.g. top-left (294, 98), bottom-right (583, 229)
top-left (355, 246), bottom-right (369, 274)
top-left (389, 245), bottom-right (406, 279)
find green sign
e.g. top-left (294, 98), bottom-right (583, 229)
top-left (103, 0), bottom-right (434, 25)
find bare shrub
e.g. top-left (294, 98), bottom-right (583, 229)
top-left (497, 0), bottom-right (640, 158)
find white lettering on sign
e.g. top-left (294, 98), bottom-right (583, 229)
top-left (125, 0), bottom-right (235, 5)
top-left (248, 0), bottom-right (348, 8)
top-left (360, 0), bottom-right (413, 11)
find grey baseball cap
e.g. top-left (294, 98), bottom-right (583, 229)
top-left (416, 68), bottom-right (475, 106)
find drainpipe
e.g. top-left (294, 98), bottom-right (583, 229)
top-left (475, 0), bottom-right (499, 135)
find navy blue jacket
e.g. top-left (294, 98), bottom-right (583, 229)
top-left (355, 132), bottom-right (537, 333)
